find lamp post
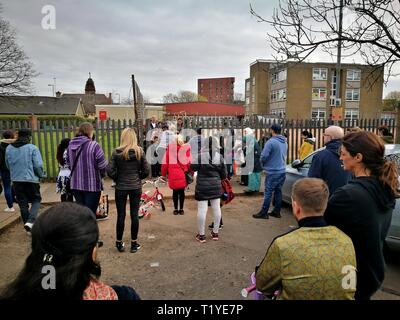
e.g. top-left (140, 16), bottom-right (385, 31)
top-left (115, 93), bottom-right (120, 104)
top-left (48, 84), bottom-right (55, 97)
top-left (48, 77), bottom-right (56, 97)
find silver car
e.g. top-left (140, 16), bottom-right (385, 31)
top-left (281, 144), bottom-right (400, 252)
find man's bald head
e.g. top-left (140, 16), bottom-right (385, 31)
top-left (325, 126), bottom-right (344, 140)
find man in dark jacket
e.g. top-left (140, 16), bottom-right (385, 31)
top-left (308, 125), bottom-right (351, 195)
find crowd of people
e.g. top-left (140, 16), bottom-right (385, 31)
top-left (0, 119), bottom-right (397, 300)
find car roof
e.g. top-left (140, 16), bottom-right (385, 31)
top-left (385, 144), bottom-right (400, 155)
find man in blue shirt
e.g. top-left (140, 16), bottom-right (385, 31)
top-left (253, 124), bottom-right (288, 219)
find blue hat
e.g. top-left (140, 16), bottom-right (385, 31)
top-left (270, 123), bottom-right (282, 134)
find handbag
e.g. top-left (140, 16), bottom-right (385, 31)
top-left (178, 161), bottom-right (193, 184)
top-left (96, 193), bottom-right (109, 217)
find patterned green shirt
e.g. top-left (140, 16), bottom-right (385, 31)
top-left (256, 226), bottom-right (357, 300)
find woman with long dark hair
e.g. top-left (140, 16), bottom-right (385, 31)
top-left (325, 131), bottom-right (398, 300)
top-left (1, 202), bottom-right (140, 300)
top-left (56, 138), bottom-right (73, 202)
top-left (107, 128), bottom-right (149, 253)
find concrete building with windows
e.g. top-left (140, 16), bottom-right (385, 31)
top-left (198, 77), bottom-right (235, 103)
top-left (245, 60), bottom-right (384, 120)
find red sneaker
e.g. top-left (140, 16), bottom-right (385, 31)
top-left (196, 234), bottom-right (206, 243)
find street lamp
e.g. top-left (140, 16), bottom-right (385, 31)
top-left (48, 77), bottom-right (56, 97)
top-left (48, 84), bottom-right (55, 97)
top-left (115, 93), bottom-right (121, 104)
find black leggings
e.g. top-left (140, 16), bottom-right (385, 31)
top-left (172, 188), bottom-right (185, 210)
top-left (115, 189), bottom-right (141, 241)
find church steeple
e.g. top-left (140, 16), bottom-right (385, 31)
top-left (85, 72), bottom-right (96, 94)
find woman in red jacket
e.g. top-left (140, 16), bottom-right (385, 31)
top-left (161, 135), bottom-right (191, 215)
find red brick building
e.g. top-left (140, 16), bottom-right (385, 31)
top-left (198, 77), bottom-right (235, 103)
top-left (165, 102), bottom-right (244, 118)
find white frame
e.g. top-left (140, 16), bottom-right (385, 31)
top-left (345, 109), bottom-right (359, 120)
top-left (311, 108), bottom-right (326, 120)
top-left (312, 68), bottom-right (328, 80)
top-left (345, 89), bottom-right (360, 101)
top-left (271, 88), bottom-right (287, 102)
top-left (346, 69), bottom-right (361, 81)
top-left (312, 88), bottom-right (327, 100)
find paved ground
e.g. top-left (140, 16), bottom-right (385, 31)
top-left (0, 191), bottom-right (399, 300)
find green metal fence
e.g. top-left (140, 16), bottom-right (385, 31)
top-left (1, 117), bottom-right (396, 180)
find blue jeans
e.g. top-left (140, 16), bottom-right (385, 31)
top-left (0, 170), bottom-right (15, 208)
top-left (72, 190), bottom-right (101, 217)
top-left (262, 173), bottom-right (286, 213)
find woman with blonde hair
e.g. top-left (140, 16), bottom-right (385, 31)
top-left (161, 134), bottom-right (192, 215)
top-left (107, 128), bottom-right (149, 253)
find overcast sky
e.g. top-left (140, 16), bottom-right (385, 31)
top-left (2, 0), bottom-right (399, 103)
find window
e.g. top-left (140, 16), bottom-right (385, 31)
top-left (271, 108), bottom-right (285, 117)
top-left (330, 70), bottom-right (337, 106)
top-left (245, 97), bottom-right (250, 105)
top-left (271, 69), bottom-right (287, 83)
top-left (311, 108), bottom-right (326, 120)
top-left (252, 77), bottom-right (255, 86)
top-left (271, 89), bottom-right (286, 102)
top-left (312, 88), bottom-right (327, 100)
top-left (246, 82), bottom-right (250, 91)
top-left (312, 68), bottom-right (328, 80)
top-left (345, 109), bottom-right (359, 120)
top-left (381, 113), bottom-right (396, 120)
top-left (347, 69), bottom-right (361, 81)
top-left (346, 89), bottom-right (360, 101)
top-left (201, 83), bottom-right (203, 88)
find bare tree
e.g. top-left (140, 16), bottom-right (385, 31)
top-left (383, 91), bottom-right (400, 111)
top-left (385, 91), bottom-right (400, 100)
top-left (0, 14), bottom-right (37, 95)
top-left (163, 90), bottom-right (205, 103)
top-left (251, 0), bottom-right (400, 85)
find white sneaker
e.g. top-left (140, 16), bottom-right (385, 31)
top-left (24, 222), bottom-right (33, 232)
top-left (4, 207), bottom-right (15, 212)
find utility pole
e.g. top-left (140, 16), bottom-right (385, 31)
top-left (334, 0), bottom-right (344, 125)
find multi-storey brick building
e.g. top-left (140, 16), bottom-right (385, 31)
top-left (198, 77), bottom-right (235, 103)
top-left (245, 60), bottom-right (384, 120)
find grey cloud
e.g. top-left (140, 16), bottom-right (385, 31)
top-left (2, 0), bottom-right (397, 102)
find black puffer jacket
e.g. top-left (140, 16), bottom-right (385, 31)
top-left (191, 151), bottom-right (227, 201)
top-left (106, 149), bottom-right (149, 190)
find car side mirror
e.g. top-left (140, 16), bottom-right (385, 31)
top-left (291, 159), bottom-right (303, 169)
